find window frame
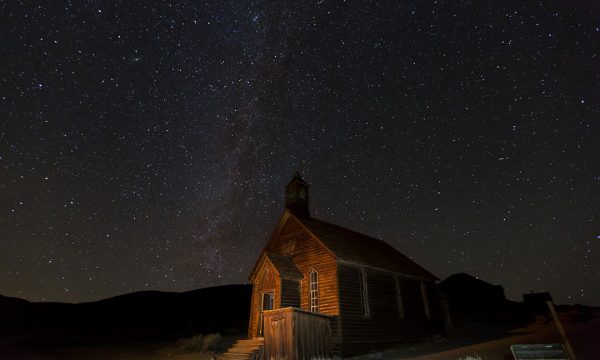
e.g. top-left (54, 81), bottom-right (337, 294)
top-left (359, 267), bottom-right (370, 317)
top-left (395, 276), bottom-right (405, 319)
top-left (309, 268), bottom-right (319, 312)
top-left (421, 281), bottom-right (431, 320)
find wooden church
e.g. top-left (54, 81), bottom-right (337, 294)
top-left (221, 173), bottom-right (444, 359)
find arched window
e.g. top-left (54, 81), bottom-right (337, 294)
top-left (421, 281), bottom-right (431, 320)
top-left (309, 269), bottom-right (319, 312)
top-left (395, 276), bottom-right (405, 319)
top-left (360, 268), bottom-right (370, 317)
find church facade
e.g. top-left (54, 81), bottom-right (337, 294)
top-left (247, 173), bottom-right (444, 356)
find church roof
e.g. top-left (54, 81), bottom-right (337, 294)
top-left (295, 214), bottom-right (438, 281)
top-left (266, 252), bottom-right (303, 280)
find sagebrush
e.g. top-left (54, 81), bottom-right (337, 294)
top-left (457, 355), bottom-right (483, 360)
top-left (175, 333), bottom-right (223, 353)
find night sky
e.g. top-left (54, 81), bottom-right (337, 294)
top-left (1, 1), bottom-right (599, 305)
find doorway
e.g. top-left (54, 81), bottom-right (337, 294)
top-left (258, 291), bottom-right (274, 336)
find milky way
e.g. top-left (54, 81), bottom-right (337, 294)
top-left (1, 1), bottom-right (599, 304)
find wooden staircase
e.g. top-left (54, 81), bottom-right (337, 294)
top-left (219, 338), bottom-right (264, 360)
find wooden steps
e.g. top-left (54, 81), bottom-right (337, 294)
top-left (219, 338), bottom-right (264, 360)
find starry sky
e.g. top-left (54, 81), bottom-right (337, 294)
top-left (1, 1), bottom-right (599, 305)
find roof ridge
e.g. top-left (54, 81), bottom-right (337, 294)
top-left (302, 216), bottom-right (408, 253)
top-left (297, 216), bottom-right (438, 281)
top-left (305, 217), bottom-right (381, 239)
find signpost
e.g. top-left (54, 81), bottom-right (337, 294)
top-left (510, 344), bottom-right (569, 359)
top-left (509, 301), bottom-right (577, 360)
top-left (547, 301), bottom-right (577, 360)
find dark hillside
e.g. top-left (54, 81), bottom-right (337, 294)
top-left (0, 284), bottom-right (251, 347)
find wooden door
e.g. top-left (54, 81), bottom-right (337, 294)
top-left (259, 291), bottom-right (274, 336)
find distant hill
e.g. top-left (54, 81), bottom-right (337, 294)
top-left (0, 284), bottom-right (251, 347)
top-left (438, 273), bottom-right (507, 304)
top-left (437, 273), bottom-right (523, 330)
top-left (436, 273), bottom-right (599, 341)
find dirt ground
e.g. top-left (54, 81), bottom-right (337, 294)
top-left (1, 341), bottom-right (214, 360)
top-left (3, 310), bottom-right (599, 360)
top-left (349, 309), bottom-right (600, 360)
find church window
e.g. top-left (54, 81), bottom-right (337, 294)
top-left (421, 281), bottom-right (431, 319)
top-left (360, 268), bottom-right (370, 317)
top-left (395, 276), bottom-right (405, 319)
top-left (309, 269), bottom-right (319, 312)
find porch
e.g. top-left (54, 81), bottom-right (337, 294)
top-left (222, 307), bottom-right (333, 360)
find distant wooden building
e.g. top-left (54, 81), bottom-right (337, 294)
top-left (522, 291), bottom-right (553, 316)
top-left (241, 173), bottom-right (444, 357)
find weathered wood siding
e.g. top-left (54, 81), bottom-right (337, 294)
top-left (248, 260), bottom-right (281, 338)
top-left (281, 279), bottom-right (301, 308)
top-left (249, 217), bottom-right (340, 339)
top-left (248, 282), bottom-right (258, 338)
top-left (267, 217), bottom-right (339, 317)
top-left (337, 263), bottom-right (443, 356)
top-left (263, 307), bottom-right (332, 360)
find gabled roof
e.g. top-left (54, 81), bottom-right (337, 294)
top-left (294, 214), bottom-right (438, 281)
top-left (266, 253), bottom-right (303, 280)
top-left (249, 248), bottom-right (303, 282)
top-left (248, 210), bottom-right (438, 282)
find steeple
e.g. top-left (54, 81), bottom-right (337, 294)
top-left (285, 172), bottom-right (310, 218)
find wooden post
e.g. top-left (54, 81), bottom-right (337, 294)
top-left (546, 301), bottom-right (577, 360)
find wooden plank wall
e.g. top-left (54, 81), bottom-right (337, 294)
top-left (263, 308), bottom-right (332, 360)
top-left (248, 260), bottom-right (281, 338)
top-left (247, 283), bottom-right (257, 338)
top-left (249, 217), bottom-right (340, 338)
top-left (295, 235), bottom-right (338, 316)
top-left (338, 263), bottom-right (443, 356)
top-left (293, 309), bottom-right (333, 360)
top-left (267, 218), bottom-right (339, 316)
top-left (281, 279), bottom-right (300, 308)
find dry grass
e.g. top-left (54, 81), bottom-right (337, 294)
top-left (174, 333), bottom-right (223, 354)
top-left (457, 355), bottom-right (483, 360)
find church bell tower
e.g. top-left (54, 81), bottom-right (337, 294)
top-left (285, 172), bottom-right (310, 218)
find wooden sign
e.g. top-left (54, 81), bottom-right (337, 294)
top-left (510, 344), bottom-right (570, 359)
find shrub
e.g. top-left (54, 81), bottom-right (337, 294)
top-left (175, 333), bottom-right (223, 353)
top-left (201, 333), bottom-right (223, 352)
top-left (457, 355), bottom-right (483, 360)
